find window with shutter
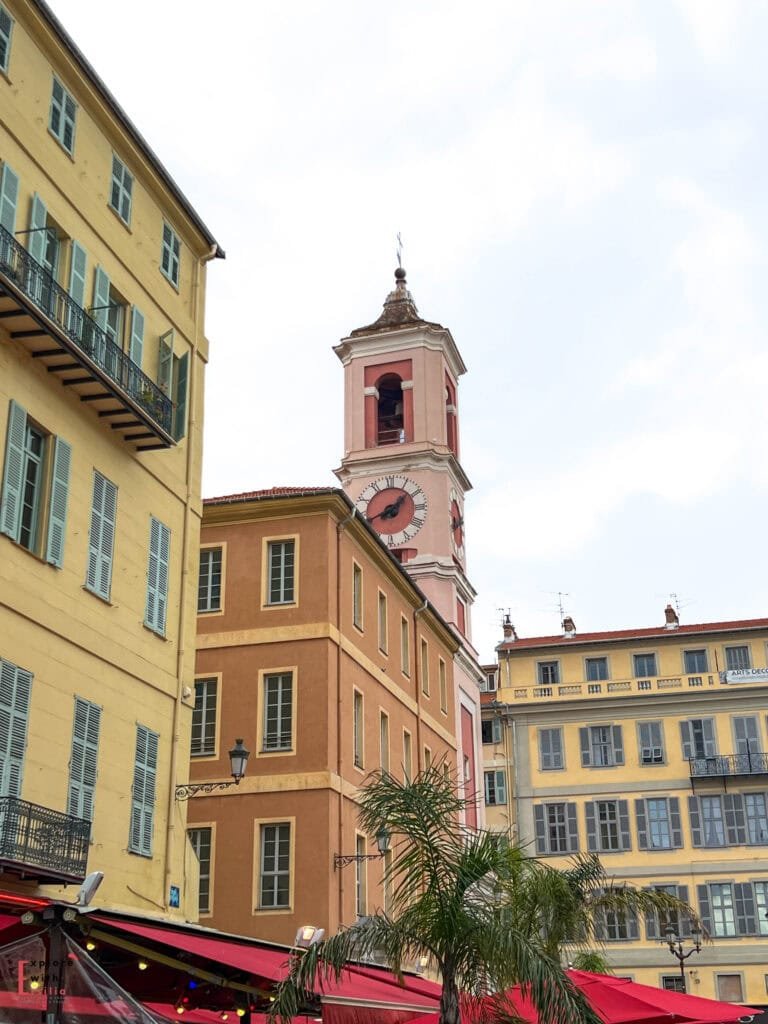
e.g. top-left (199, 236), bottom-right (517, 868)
top-left (109, 155), bottom-right (133, 224)
top-left (67, 697), bottom-right (101, 821)
top-left (161, 223), bottom-right (181, 287)
top-left (173, 352), bottom-right (188, 440)
top-left (353, 690), bottom-right (363, 768)
top-left (745, 792), bottom-right (768, 845)
top-left (708, 883), bottom-right (737, 936)
top-left (85, 471), bottom-right (117, 600)
top-left (0, 658), bottom-right (32, 798)
top-left (0, 163), bottom-right (19, 245)
top-left (638, 721), bottom-right (664, 764)
top-left (129, 307), bottom-right (144, 367)
top-left (129, 724), bottom-right (158, 856)
top-left (0, 6), bottom-right (12, 74)
top-left (732, 716), bottom-right (760, 756)
top-left (539, 727), bottom-right (564, 770)
top-left (191, 679), bottom-right (217, 756)
top-left (144, 516), bottom-right (170, 635)
top-left (49, 77), bottom-right (77, 154)
top-left (158, 331), bottom-right (174, 394)
top-left (45, 437), bottom-right (71, 567)
top-left (484, 770), bottom-right (507, 805)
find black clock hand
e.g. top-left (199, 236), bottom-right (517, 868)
top-left (368, 494), bottom-right (406, 523)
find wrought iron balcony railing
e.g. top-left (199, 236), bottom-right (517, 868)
top-left (0, 225), bottom-right (173, 439)
top-left (0, 796), bottom-right (90, 884)
top-left (689, 752), bottom-right (768, 778)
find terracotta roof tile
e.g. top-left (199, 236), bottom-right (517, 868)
top-left (498, 617), bottom-right (768, 651)
top-left (204, 486), bottom-right (335, 505)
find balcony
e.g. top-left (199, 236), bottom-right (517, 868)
top-left (0, 797), bottom-right (90, 884)
top-left (689, 752), bottom-right (768, 780)
top-left (0, 226), bottom-right (174, 450)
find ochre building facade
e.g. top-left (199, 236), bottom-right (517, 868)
top-left (483, 607), bottom-right (768, 1008)
top-left (189, 488), bottom-right (459, 943)
top-left (0, 0), bottom-right (221, 916)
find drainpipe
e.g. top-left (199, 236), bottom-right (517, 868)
top-left (162, 247), bottom-right (208, 912)
top-left (412, 599), bottom-right (428, 770)
top-left (335, 505), bottom-right (357, 928)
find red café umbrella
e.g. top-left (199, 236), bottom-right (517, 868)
top-left (403, 968), bottom-right (758, 1024)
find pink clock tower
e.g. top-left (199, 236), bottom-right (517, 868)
top-left (334, 267), bottom-right (484, 827)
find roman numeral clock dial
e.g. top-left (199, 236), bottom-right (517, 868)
top-left (356, 476), bottom-right (428, 547)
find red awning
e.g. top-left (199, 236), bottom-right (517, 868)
top-left (147, 1006), bottom-right (272, 1024)
top-left (89, 916), bottom-right (290, 983)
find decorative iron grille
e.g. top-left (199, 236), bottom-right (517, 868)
top-left (0, 796), bottom-right (90, 881)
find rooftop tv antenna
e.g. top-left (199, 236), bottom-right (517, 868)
top-left (396, 232), bottom-right (403, 269)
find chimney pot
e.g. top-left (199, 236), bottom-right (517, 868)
top-left (664, 604), bottom-right (679, 629)
top-left (562, 615), bottom-right (577, 637)
top-left (502, 614), bottom-right (517, 642)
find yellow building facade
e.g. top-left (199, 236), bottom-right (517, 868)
top-left (0, 0), bottom-right (221, 916)
top-left (483, 608), bottom-right (768, 1008)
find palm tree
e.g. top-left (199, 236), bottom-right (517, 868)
top-left (271, 766), bottom-right (604, 1024)
top-left (498, 847), bottom-right (695, 972)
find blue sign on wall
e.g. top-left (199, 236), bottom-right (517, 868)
top-left (169, 885), bottom-right (180, 908)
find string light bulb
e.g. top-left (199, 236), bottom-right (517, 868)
top-left (175, 1006), bottom-right (185, 1016)
top-left (86, 941), bottom-right (96, 952)
top-left (236, 1009), bottom-right (246, 1018)
top-left (29, 980), bottom-right (40, 991)
top-left (138, 960), bottom-right (148, 971)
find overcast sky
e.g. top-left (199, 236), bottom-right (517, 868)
top-left (55, 0), bottom-right (768, 662)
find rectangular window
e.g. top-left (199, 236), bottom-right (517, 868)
top-left (716, 976), bottom-right (744, 1003)
top-left (377, 592), bottom-right (388, 653)
top-left (420, 639), bottom-right (429, 695)
top-left (85, 472), bottom-right (117, 601)
top-left (1, 402), bottom-right (72, 567)
top-left (539, 727), bottom-right (564, 770)
top-left (67, 697), bottom-right (101, 821)
top-left (456, 597), bottom-right (466, 636)
top-left (586, 657), bottom-right (609, 681)
top-left (403, 730), bottom-right (412, 782)
top-left (161, 222), bottom-right (181, 286)
top-left (355, 836), bottom-right (367, 917)
top-left (534, 802), bottom-right (579, 855)
top-left (423, 746), bottom-right (432, 769)
top-left (646, 798), bottom-right (672, 849)
top-left (188, 827), bottom-right (212, 915)
top-left (353, 690), bottom-right (363, 768)
top-left (263, 672), bottom-right (293, 752)
top-left (580, 725), bottom-right (624, 767)
top-left (259, 823), bottom-right (290, 908)
top-left (0, 658), bottom-right (32, 798)
top-left (109, 155), bottom-right (133, 224)
top-left (198, 548), bottom-right (223, 613)
top-left (191, 679), bottom-right (217, 757)
top-left (400, 616), bottom-right (410, 675)
top-left (633, 652), bottom-right (657, 678)
top-left (638, 721), bottom-right (665, 765)
top-left (266, 539), bottom-right (295, 604)
top-left (129, 725), bottom-right (158, 856)
top-left (709, 883), bottom-right (737, 936)
top-left (745, 793), bottom-right (768, 845)
top-left (754, 881), bottom-right (768, 935)
top-left (482, 718), bottom-right (502, 745)
top-left (0, 5), bottom-right (12, 73)
top-left (596, 906), bottom-right (636, 942)
top-left (379, 712), bottom-right (389, 773)
top-left (49, 77), bottom-right (76, 154)
top-left (484, 769), bottom-right (507, 805)
top-left (537, 661), bottom-right (559, 685)
top-left (684, 649), bottom-right (708, 673)
top-left (733, 716), bottom-right (761, 755)
top-left (352, 563), bottom-right (363, 629)
top-left (646, 883), bottom-right (690, 939)
top-left (701, 796), bottom-right (726, 846)
top-left (439, 658), bottom-right (447, 713)
top-left (144, 517), bottom-right (171, 635)
top-left (661, 977), bottom-right (686, 993)
top-left (586, 799), bottom-right (630, 852)
top-left (681, 718), bottom-right (716, 760)
top-left (725, 645), bottom-right (751, 671)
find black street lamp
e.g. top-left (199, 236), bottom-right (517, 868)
top-left (175, 739), bottom-right (250, 800)
top-left (334, 828), bottom-right (391, 869)
top-left (664, 924), bottom-right (702, 990)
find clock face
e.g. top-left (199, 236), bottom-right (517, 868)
top-left (356, 476), bottom-right (428, 547)
top-left (449, 487), bottom-right (464, 561)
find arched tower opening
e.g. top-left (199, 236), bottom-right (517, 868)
top-left (376, 373), bottom-right (404, 446)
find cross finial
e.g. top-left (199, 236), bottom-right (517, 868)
top-left (396, 232), bottom-right (403, 269)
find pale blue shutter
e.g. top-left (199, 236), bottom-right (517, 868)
top-left (579, 727), bottom-right (592, 767)
top-left (157, 331), bottom-right (173, 393)
top-left (130, 725), bottom-right (158, 856)
top-left (68, 242), bottom-right (88, 305)
top-left (45, 436), bottom-right (71, 567)
top-left (145, 517), bottom-right (170, 634)
top-left (1, 400), bottom-right (27, 540)
top-left (636, 799), bottom-right (648, 850)
top-left (28, 194), bottom-right (47, 264)
top-left (0, 659), bottom-right (32, 798)
top-left (585, 801), bottom-right (598, 851)
top-left (566, 803), bottom-right (579, 851)
top-left (68, 697), bottom-right (101, 820)
top-left (688, 795), bottom-right (703, 847)
top-left (92, 266), bottom-right (110, 328)
top-left (86, 472), bottom-right (117, 600)
top-left (534, 805), bottom-right (547, 854)
top-left (173, 352), bottom-right (188, 439)
top-left (670, 797), bottom-right (683, 848)
top-left (129, 306), bottom-right (144, 367)
top-left (0, 163), bottom-right (19, 234)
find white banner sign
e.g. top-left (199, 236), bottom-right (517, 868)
top-left (725, 668), bottom-right (768, 684)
